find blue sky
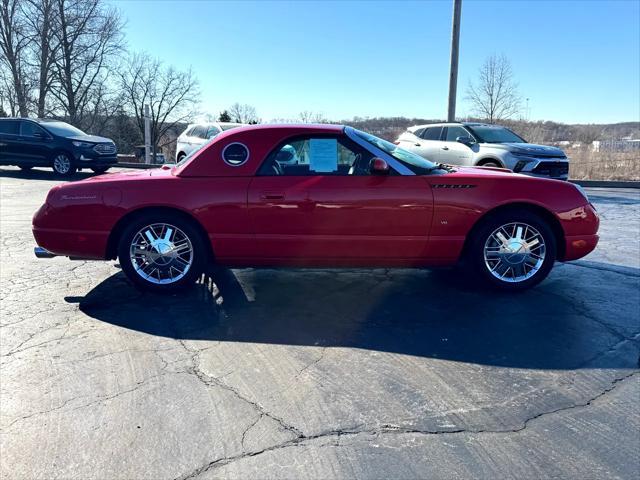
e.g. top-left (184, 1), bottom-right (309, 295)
top-left (111, 0), bottom-right (640, 124)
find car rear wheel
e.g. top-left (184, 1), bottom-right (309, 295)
top-left (91, 166), bottom-right (110, 174)
top-left (52, 153), bottom-right (76, 176)
top-left (480, 160), bottom-right (500, 168)
top-left (177, 152), bottom-right (186, 162)
top-left (466, 210), bottom-right (556, 290)
top-left (117, 213), bottom-right (207, 292)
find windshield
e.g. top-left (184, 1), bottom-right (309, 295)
top-left (466, 125), bottom-right (526, 144)
top-left (352, 128), bottom-right (440, 174)
top-left (41, 121), bottom-right (86, 137)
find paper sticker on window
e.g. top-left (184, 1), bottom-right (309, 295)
top-left (309, 138), bottom-right (338, 172)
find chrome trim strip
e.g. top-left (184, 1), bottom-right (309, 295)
top-left (344, 126), bottom-right (415, 176)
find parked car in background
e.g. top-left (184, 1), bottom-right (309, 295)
top-left (175, 122), bottom-right (244, 162)
top-left (395, 122), bottom-right (570, 180)
top-left (33, 124), bottom-right (598, 293)
top-left (0, 118), bottom-right (117, 176)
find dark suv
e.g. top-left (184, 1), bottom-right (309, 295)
top-left (0, 118), bottom-right (117, 176)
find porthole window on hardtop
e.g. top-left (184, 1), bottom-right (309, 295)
top-left (222, 143), bottom-right (250, 166)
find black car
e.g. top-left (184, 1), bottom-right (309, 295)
top-left (0, 118), bottom-right (117, 176)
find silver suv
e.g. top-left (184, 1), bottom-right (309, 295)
top-left (395, 122), bottom-right (569, 180)
top-left (175, 122), bottom-right (244, 162)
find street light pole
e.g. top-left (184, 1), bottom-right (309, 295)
top-left (144, 104), bottom-right (151, 164)
top-left (447, 0), bottom-right (462, 122)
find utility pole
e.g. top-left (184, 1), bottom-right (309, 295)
top-left (144, 104), bottom-right (151, 164)
top-left (447, 0), bottom-right (462, 122)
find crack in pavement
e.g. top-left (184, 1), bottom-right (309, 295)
top-left (177, 340), bottom-right (304, 439)
top-left (173, 370), bottom-right (639, 479)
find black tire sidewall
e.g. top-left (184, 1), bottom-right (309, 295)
top-left (117, 213), bottom-right (207, 292)
top-left (91, 167), bottom-right (109, 174)
top-left (468, 210), bottom-right (557, 290)
top-left (481, 161), bottom-right (500, 168)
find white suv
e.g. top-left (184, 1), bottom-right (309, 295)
top-left (175, 122), bottom-right (244, 162)
top-left (395, 122), bottom-right (569, 180)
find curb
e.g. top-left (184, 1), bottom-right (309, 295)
top-left (570, 180), bottom-right (640, 189)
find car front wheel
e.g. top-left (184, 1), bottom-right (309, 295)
top-left (91, 166), bottom-right (110, 174)
top-left (467, 210), bottom-right (556, 290)
top-left (52, 153), bottom-right (76, 176)
top-left (118, 214), bottom-right (207, 292)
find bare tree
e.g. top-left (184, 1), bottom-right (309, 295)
top-left (119, 53), bottom-right (200, 160)
top-left (50, 0), bottom-right (124, 127)
top-left (0, 69), bottom-right (18, 115)
top-left (0, 0), bottom-right (31, 116)
top-left (24, 0), bottom-right (58, 117)
top-left (298, 110), bottom-right (327, 123)
top-left (466, 54), bottom-right (521, 123)
top-left (228, 102), bottom-right (259, 124)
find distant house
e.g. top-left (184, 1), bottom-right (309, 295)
top-left (592, 139), bottom-right (640, 152)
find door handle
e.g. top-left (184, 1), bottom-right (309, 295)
top-left (441, 146), bottom-right (449, 150)
top-left (260, 193), bottom-right (284, 200)
top-left (414, 142), bottom-right (421, 146)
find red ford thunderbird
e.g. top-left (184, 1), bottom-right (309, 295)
top-left (32, 124), bottom-right (599, 291)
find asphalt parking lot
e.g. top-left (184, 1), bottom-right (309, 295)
top-left (1, 167), bottom-right (639, 479)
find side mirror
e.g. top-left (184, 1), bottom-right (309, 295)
top-left (456, 136), bottom-right (475, 146)
top-left (370, 157), bottom-right (390, 175)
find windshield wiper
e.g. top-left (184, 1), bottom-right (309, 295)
top-left (426, 163), bottom-right (455, 173)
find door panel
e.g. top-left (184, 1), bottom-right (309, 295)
top-left (440, 126), bottom-right (474, 165)
top-left (248, 175), bottom-right (434, 263)
top-left (419, 140), bottom-right (444, 163)
top-left (18, 122), bottom-right (52, 165)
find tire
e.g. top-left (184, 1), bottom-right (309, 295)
top-left (117, 213), bottom-right (207, 292)
top-left (19, 166), bottom-right (33, 171)
top-left (465, 210), bottom-right (557, 291)
top-left (91, 166), bottom-right (110, 174)
top-left (52, 152), bottom-right (76, 177)
top-left (177, 153), bottom-right (186, 163)
top-left (479, 160), bottom-right (500, 168)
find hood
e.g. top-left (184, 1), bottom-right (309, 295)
top-left (67, 134), bottom-right (114, 144)
top-left (71, 166), bottom-right (174, 184)
top-left (450, 166), bottom-right (516, 178)
top-left (486, 142), bottom-right (566, 157)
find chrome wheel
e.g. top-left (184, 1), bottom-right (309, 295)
top-left (483, 222), bottom-right (546, 283)
top-left (53, 154), bottom-right (71, 174)
top-left (129, 223), bottom-right (194, 284)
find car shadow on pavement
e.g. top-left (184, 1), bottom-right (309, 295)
top-left (0, 167), bottom-right (97, 181)
top-left (68, 264), bottom-right (640, 371)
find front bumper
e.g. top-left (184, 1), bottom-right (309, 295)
top-left (507, 157), bottom-right (570, 180)
top-left (73, 148), bottom-right (118, 166)
top-left (564, 234), bottom-right (599, 261)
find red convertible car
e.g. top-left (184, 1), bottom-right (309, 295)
top-left (33, 124), bottom-right (599, 291)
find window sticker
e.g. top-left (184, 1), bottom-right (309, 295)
top-left (309, 138), bottom-right (338, 172)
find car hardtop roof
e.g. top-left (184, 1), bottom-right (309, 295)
top-left (229, 123), bottom-right (345, 133)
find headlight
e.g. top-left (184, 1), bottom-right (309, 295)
top-left (72, 141), bottom-right (93, 148)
